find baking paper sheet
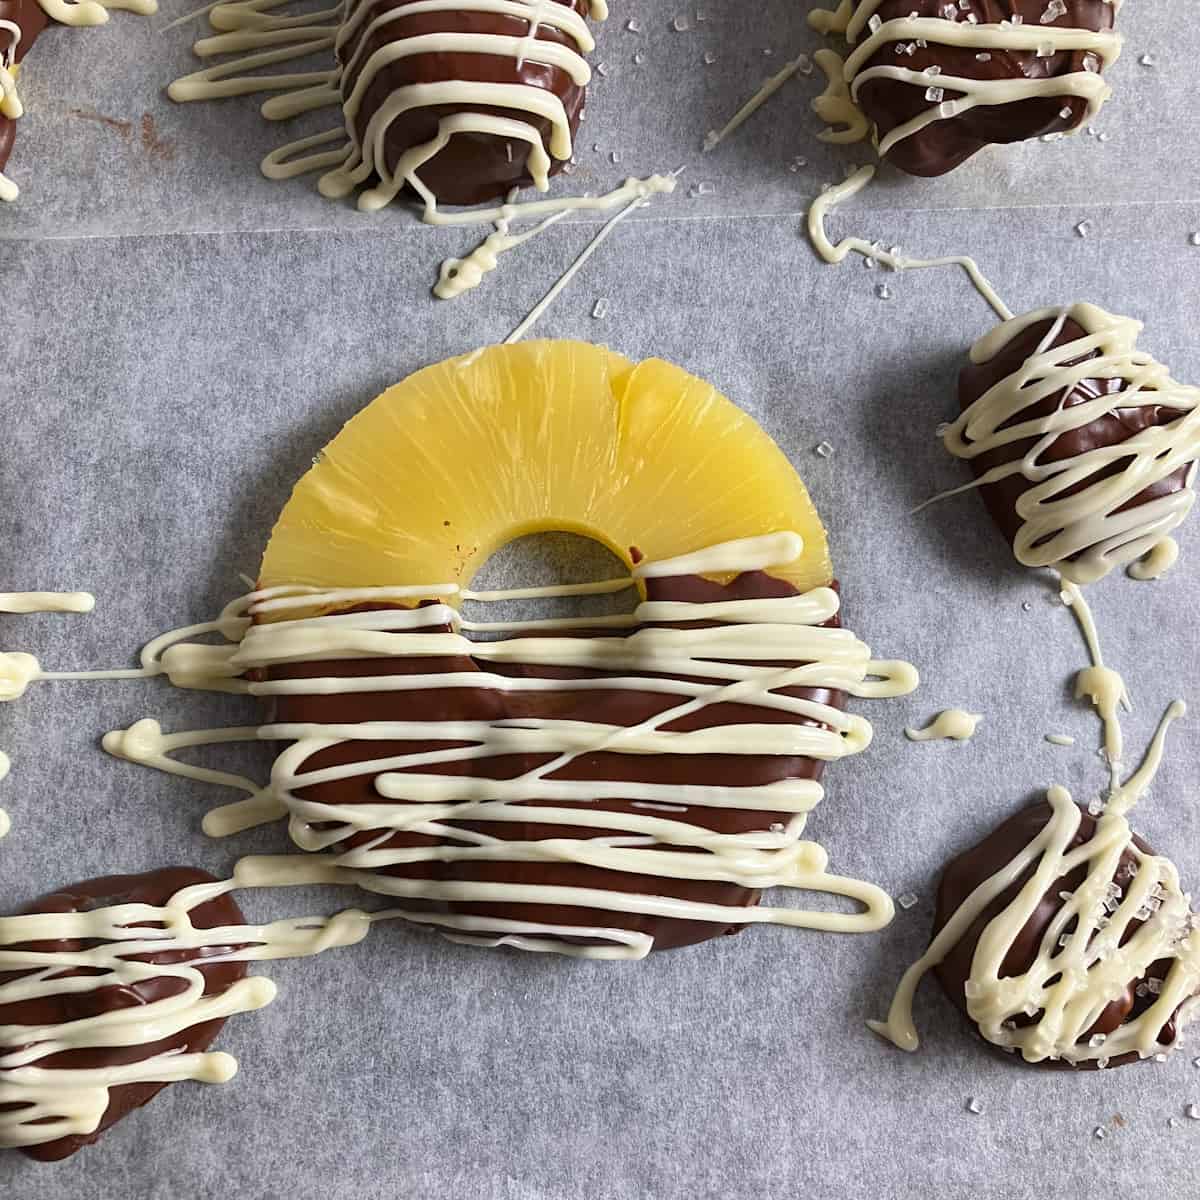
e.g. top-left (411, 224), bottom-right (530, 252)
top-left (3, 1), bottom-right (1200, 1197)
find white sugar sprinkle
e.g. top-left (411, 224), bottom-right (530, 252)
top-left (1093, 1126), bottom-right (1107, 1139)
top-left (1059, 106), bottom-right (1073, 120)
top-left (633, 51), bottom-right (644, 64)
top-left (898, 892), bottom-right (919, 910)
top-left (1139, 52), bottom-right (1155, 66)
top-left (672, 13), bottom-right (689, 31)
top-left (1075, 219), bottom-right (1093, 238)
top-left (788, 156), bottom-right (808, 172)
top-left (966, 1097), bottom-right (983, 1114)
top-left (688, 181), bottom-right (714, 198)
top-left (868, 13), bottom-right (882, 31)
top-left (625, 18), bottom-right (640, 32)
top-left (1169, 1116), bottom-right (1180, 1128)
top-left (815, 441), bottom-right (834, 458)
top-left (703, 50), bottom-right (716, 64)
top-left (1154, 1053), bottom-right (1168, 1063)
top-left (1187, 1103), bottom-right (1200, 1121)
top-left (596, 61), bottom-right (609, 77)
top-left (591, 298), bottom-right (609, 320)
top-left (925, 85), bottom-right (945, 102)
top-left (875, 282), bottom-right (892, 300)
top-left (976, 51), bottom-right (991, 61)
top-left (1189, 233), bottom-right (1200, 246)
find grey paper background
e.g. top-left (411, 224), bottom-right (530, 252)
top-left (2, 1), bottom-right (1200, 1198)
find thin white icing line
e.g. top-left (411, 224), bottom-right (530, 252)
top-left (0, 591), bottom-right (95, 615)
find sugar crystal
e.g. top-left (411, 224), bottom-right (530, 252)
top-left (898, 892), bottom-right (919, 910)
top-left (966, 1097), bottom-right (983, 1114)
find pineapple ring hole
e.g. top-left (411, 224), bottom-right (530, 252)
top-left (464, 531), bottom-right (638, 635)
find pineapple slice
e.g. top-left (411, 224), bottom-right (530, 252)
top-left (260, 341), bottom-right (832, 595)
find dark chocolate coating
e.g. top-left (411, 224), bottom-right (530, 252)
top-left (0, 867), bottom-right (248, 1161)
top-left (932, 801), bottom-right (1192, 1069)
top-left (957, 313), bottom-right (1194, 566)
top-left (854, 0), bottom-right (1114, 177)
top-left (0, 0), bottom-right (50, 176)
top-left (266, 571), bottom-right (846, 953)
top-left (337, 0), bottom-right (592, 207)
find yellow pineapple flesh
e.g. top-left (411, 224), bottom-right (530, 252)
top-left (259, 341), bottom-right (832, 595)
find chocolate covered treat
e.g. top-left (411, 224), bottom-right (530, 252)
top-left (871, 784), bottom-right (1200, 1066)
top-left (0, 868), bottom-right (258, 1160)
top-left (171, 0), bottom-right (607, 214)
top-left (810, 0), bottom-right (1122, 177)
top-left (240, 343), bottom-right (918, 958)
top-left (932, 797), bottom-right (1200, 1067)
top-left (944, 302), bottom-right (1200, 584)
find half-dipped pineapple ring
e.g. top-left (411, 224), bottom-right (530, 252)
top-left (250, 342), bottom-right (913, 958)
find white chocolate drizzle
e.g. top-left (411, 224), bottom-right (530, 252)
top-left (0, 591), bottom-right (95, 614)
top-left (936, 304), bottom-right (1200, 584)
top-left (807, 0), bottom-right (1122, 159)
top-left (905, 708), bottom-right (981, 742)
top-left (0, 860), bottom-right (372, 1150)
top-left (807, 165), bottom-right (1014, 321)
top-left (6, 535), bottom-right (918, 959)
top-left (434, 172), bottom-right (677, 304)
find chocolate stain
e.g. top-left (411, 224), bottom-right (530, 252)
top-left (67, 110), bottom-right (175, 161)
top-left (140, 112), bottom-right (176, 162)
top-left (69, 108), bottom-right (133, 138)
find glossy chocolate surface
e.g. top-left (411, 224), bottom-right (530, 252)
top-left (267, 571), bottom-right (846, 953)
top-left (0, 867), bottom-right (247, 1161)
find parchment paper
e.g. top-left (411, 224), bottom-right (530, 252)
top-left (3, 1), bottom-right (1200, 1197)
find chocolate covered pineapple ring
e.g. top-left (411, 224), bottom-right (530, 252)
top-left (0, 868), bottom-right (253, 1160)
top-left (248, 341), bottom-right (917, 957)
top-left (946, 303), bottom-right (1200, 583)
top-left (810, 0), bottom-right (1121, 177)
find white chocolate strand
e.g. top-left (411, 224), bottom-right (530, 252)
top-left (0, 591), bottom-right (95, 614)
top-left (806, 166), bottom-right (1014, 321)
top-left (808, 0), bottom-right (1122, 158)
top-left (904, 709), bottom-right (981, 742)
top-left (702, 51), bottom-right (813, 153)
top-left (937, 304), bottom-right (1200, 584)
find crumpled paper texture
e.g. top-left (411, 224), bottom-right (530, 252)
top-left (2, 1), bottom-right (1200, 1196)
